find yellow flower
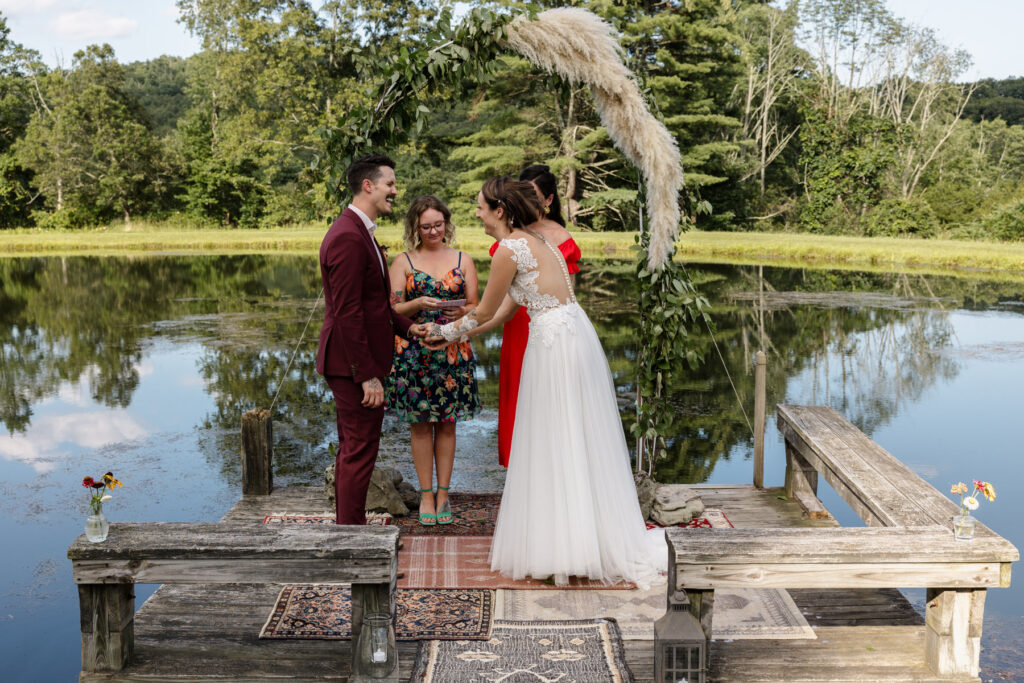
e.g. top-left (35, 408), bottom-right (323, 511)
top-left (981, 482), bottom-right (996, 502)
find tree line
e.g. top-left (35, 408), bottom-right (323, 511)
top-left (2, 0), bottom-right (1024, 240)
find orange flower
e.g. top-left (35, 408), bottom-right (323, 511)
top-left (444, 375), bottom-right (457, 390)
top-left (459, 341), bottom-right (472, 360)
top-left (394, 336), bottom-right (409, 353)
top-left (446, 343), bottom-right (458, 364)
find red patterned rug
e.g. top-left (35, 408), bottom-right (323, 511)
top-left (399, 536), bottom-right (636, 590)
top-left (645, 508), bottom-right (734, 530)
top-left (259, 586), bottom-right (494, 641)
top-left (262, 493), bottom-right (499, 536)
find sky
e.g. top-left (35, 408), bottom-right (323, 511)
top-left (1, 0), bottom-right (1022, 80)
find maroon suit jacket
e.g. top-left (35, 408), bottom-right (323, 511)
top-left (316, 207), bottom-right (414, 383)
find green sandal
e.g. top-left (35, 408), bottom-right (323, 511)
top-left (418, 487), bottom-right (437, 526)
top-left (436, 485), bottom-right (453, 525)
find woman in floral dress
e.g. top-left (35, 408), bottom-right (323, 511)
top-left (386, 196), bottom-right (481, 525)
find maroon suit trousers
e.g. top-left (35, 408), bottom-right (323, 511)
top-left (326, 375), bottom-right (384, 525)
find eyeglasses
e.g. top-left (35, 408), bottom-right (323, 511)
top-left (418, 222), bottom-right (446, 233)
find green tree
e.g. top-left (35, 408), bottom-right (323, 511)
top-left (14, 44), bottom-right (164, 225)
top-left (0, 14), bottom-right (38, 227)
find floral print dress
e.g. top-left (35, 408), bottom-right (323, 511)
top-left (385, 252), bottom-right (481, 423)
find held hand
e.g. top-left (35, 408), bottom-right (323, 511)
top-left (422, 337), bottom-right (448, 351)
top-left (360, 377), bottom-right (384, 409)
top-left (408, 323), bottom-right (429, 339)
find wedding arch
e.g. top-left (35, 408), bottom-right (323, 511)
top-left (321, 7), bottom-right (710, 470)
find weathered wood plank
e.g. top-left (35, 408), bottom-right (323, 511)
top-left (924, 588), bottom-right (985, 677)
top-left (73, 558), bottom-right (395, 585)
top-left (676, 561), bottom-right (1003, 590)
top-left (666, 526), bottom-right (1019, 564)
top-left (68, 523), bottom-right (399, 561)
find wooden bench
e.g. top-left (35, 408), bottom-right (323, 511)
top-left (68, 522), bottom-right (399, 680)
top-left (665, 404), bottom-right (1018, 680)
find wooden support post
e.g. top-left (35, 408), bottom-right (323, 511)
top-left (925, 588), bottom-right (985, 677)
top-left (753, 350), bottom-right (766, 488)
top-left (686, 589), bottom-right (714, 670)
top-left (241, 408), bottom-right (273, 495)
top-left (784, 443), bottom-right (829, 519)
top-left (79, 583), bottom-right (134, 673)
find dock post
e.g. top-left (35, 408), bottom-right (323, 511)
top-left (753, 350), bottom-right (766, 488)
top-left (241, 408), bottom-right (273, 496)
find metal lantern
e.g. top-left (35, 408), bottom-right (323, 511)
top-left (654, 601), bottom-right (707, 683)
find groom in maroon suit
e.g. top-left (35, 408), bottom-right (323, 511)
top-left (317, 153), bottom-right (426, 524)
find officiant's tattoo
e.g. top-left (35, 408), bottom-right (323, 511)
top-left (367, 378), bottom-right (382, 392)
top-left (390, 290), bottom-right (403, 305)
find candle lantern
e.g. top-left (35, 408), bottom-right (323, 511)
top-left (353, 612), bottom-right (398, 681)
top-left (654, 600), bottom-right (707, 683)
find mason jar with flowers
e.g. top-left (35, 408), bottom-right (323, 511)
top-left (949, 480), bottom-right (996, 541)
top-left (82, 472), bottom-right (123, 542)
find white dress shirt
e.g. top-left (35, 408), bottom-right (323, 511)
top-left (348, 203), bottom-right (386, 278)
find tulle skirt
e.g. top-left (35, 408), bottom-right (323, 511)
top-left (489, 303), bottom-right (666, 587)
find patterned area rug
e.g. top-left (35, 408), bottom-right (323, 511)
top-left (410, 619), bottom-right (633, 682)
top-left (645, 508), bottom-right (734, 529)
top-left (262, 493), bottom-right (499, 536)
top-left (400, 536), bottom-right (635, 590)
top-left (259, 586), bottom-right (494, 641)
top-left (497, 585), bottom-right (815, 640)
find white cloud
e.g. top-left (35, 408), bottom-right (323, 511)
top-left (52, 9), bottom-right (138, 41)
top-left (0, 0), bottom-right (61, 18)
top-left (0, 411), bottom-right (148, 473)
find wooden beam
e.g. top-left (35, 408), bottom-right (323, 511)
top-left (784, 443), bottom-right (828, 519)
top-left (79, 583), bottom-right (134, 673)
top-left (241, 408), bottom-right (273, 496)
top-left (925, 588), bottom-right (985, 677)
top-left (753, 350), bottom-right (766, 489)
top-left (676, 561), bottom-right (1004, 590)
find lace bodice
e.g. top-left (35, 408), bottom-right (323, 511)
top-left (500, 237), bottom-right (574, 317)
top-left (436, 234), bottom-right (577, 343)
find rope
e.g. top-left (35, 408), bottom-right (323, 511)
top-left (270, 288), bottom-right (324, 412)
top-left (703, 312), bottom-right (753, 434)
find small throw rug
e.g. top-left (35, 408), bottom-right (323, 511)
top-left (400, 536), bottom-right (635, 590)
top-left (410, 619), bottom-right (634, 683)
top-left (259, 585), bottom-right (494, 641)
top-left (497, 585), bottom-right (815, 640)
top-left (263, 511), bottom-right (392, 525)
top-left (645, 508), bottom-right (734, 529)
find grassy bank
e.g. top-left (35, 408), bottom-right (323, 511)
top-left (4, 221), bottom-right (1024, 279)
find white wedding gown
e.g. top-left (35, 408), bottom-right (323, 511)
top-left (483, 236), bottom-right (666, 587)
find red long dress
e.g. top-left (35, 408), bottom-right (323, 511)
top-left (489, 237), bottom-right (582, 467)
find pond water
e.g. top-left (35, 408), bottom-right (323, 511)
top-left (1, 255), bottom-right (1022, 680)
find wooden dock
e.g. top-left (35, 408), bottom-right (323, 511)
top-left (68, 406), bottom-right (1017, 681)
top-left (78, 484), bottom-right (947, 682)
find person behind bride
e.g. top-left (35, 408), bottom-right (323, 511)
top-left (425, 177), bottom-right (664, 587)
top-left (385, 196), bottom-right (481, 526)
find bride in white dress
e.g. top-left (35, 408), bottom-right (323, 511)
top-left (427, 177), bottom-right (665, 587)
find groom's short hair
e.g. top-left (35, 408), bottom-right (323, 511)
top-left (347, 153), bottom-right (396, 196)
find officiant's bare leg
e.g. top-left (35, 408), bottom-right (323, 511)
top-left (410, 423), bottom-right (436, 518)
top-left (434, 422), bottom-right (455, 523)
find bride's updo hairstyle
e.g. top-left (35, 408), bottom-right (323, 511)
top-left (481, 177), bottom-right (543, 230)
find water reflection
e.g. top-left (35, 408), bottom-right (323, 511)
top-left (3, 256), bottom-right (1019, 483)
top-left (2, 256), bottom-right (1024, 679)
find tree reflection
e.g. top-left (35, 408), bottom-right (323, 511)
top-left (1, 255), bottom-right (1017, 487)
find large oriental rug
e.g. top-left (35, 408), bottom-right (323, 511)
top-left (497, 585), bottom-right (815, 640)
top-left (259, 586), bottom-right (494, 641)
top-left (410, 619), bottom-right (633, 683)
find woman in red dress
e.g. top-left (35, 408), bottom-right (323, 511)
top-left (487, 164), bottom-right (581, 467)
